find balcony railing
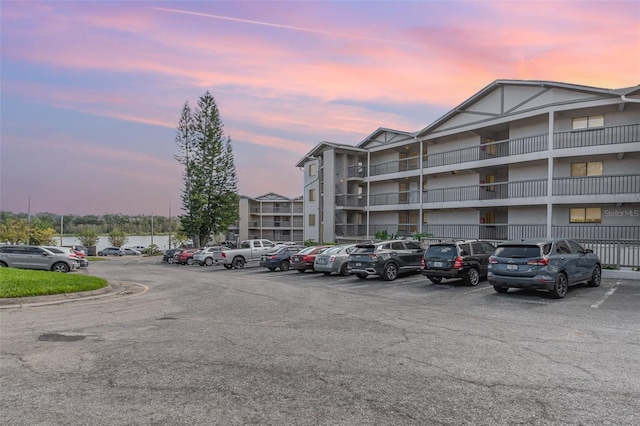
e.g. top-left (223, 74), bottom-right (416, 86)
top-left (250, 207), bottom-right (298, 214)
top-left (369, 157), bottom-right (421, 176)
top-left (369, 191), bottom-right (420, 206)
top-left (249, 220), bottom-right (303, 228)
top-left (554, 123), bottom-right (639, 149)
top-left (416, 174), bottom-right (639, 204)
top-left (553, 174), bottom-right (640, 195)
top-left (347, 165), bottom-right (367, 178)
top-left (334, 224), bottom-right (366, 237)
top-left (335, 194), bottom-right (367, 207)
top-left (365, 124), bottom-right (638, 177)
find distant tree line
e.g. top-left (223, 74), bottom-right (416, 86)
top-left (0, 211), bottom-right (180, 235)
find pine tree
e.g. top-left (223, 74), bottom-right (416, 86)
top-left (174, 93), bottom-right (239, 247)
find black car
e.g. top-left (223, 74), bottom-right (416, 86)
top-left (162, 248), bottom-right (181, 264)
top-left (347, 240), bottom-right (424, 281)
top-left (422, 239), bottom-right (496, 286)
top-left (259, 245), bottom-right (304, 271)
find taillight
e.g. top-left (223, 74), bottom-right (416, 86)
top-left (367, 254), bottom-right (379, 261)
top-left (489, 257), bottom-right (498, 264)
top-left (527, 258), bottom-right (549, 266)
top-left (269, 255), bottom-right (276, 260)
top-left (221, 252), bottom-right (226, 258)
top-left (329, 255), bottom-right (336, 262)
top-left (303, 255), bottom-right (313, 262)
top-left (421, 258), bottom-right (425, 268)
top-left (453, 257), bottom-right (463, 269)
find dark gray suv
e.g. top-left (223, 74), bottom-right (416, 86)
top-left (0, 245), bottom-right (80, 272)
top-left (488, 238), bottom-right (601, 299)
top-left (347, 240), bottom-right (424, 281)
top-left (422, 239), bottom-right (496, 286)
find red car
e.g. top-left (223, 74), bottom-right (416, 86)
top-left (289, 246), bottom-right (332, 273)
top-left (174, 248), bottom-right (199, 265)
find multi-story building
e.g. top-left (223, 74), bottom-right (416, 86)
top-left (296, 80), bottom-right (640, 246)
top-left (233, 193), bottom-right (304, 244)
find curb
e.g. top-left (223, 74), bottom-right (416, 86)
top-left (0, 281), bottom-right (148, 309)
top-left (602, 269), bottom-right (640, 281)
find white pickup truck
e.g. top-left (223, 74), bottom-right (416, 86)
top-left (221, 239), bottom-right (276, 269)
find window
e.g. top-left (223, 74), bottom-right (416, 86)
top-left (572, 115), bottom-right (604, 130)
top-left (308, 163), bottom-right (316, 176)
top-left (482, 137), bottom-right (497, 156)
top-left (485, 174), bottom-right (495, 192)
top-left (399, 151), bottom-right (418, 171)
top-left (308, 214), bottom-right (316, 226)
top-left (399, 182), bottom-right (408, 203)
top-left (571, 162), bottom-right (602, 177)
top-left (570, 208), bottom-right (602, 223)
top-left (308, 189), bottom-right (316, 201)
top-left (422, 211), bottom-right (428, 223)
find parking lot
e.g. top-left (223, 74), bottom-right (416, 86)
top-left (1, 256), bottom-right (639, 425)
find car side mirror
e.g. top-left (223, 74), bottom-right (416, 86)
top-left (586, 249), bottom-right (593, 253)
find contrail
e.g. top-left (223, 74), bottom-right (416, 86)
top-left (152, 7), bottom-right (419, 47)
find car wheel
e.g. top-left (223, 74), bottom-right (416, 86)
top-left (0, 262), bottom-right (7, 267)
top-left (223, 264), bottom-right (233, 269)
top-left (339, 263), bottom-right (349, 276)
top-left (383, 263), bottom-right (398, 281)
top-left (268, 267), bottom-right (276, 271)
top-left (232, 257), bottom-right (245, 269)
top-left (51, 262), bottom-right (70, 273)
top-left (167, 258), bottom-right (174, 264)
top-left (186, 258), bottom-right (194, 265)
top-left (550, 273), bottom-right (568, 299)
top-left (205, 258), bottom-right (213, 266)
top-left (429, 276), bottom-right (442, 284)
top-left (280, 260), bottom-right (290, 271)
top-left (493, 285), bottom-right (509, 294)
top-left (356, 274), bottom-right (367, 280)
top-left (465, 268), bottom-right (480, 286)
top-left (587, 265), bottom-right (602, 287)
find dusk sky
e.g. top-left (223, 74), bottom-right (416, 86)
top-left (1, 1), bottom-right (639, 216)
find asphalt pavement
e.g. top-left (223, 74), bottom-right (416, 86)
top-left (1, 256), bottom-right (639, 425)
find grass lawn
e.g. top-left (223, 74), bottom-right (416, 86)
top-left (0, 268), bottom-right (108, 298)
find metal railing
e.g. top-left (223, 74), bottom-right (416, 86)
top-left (364, 124), bottom-right (638, 176)
top-left (335, 194), bottom-right (367, 207)
top-left (347, 165), bottom-right (367, 178)
top-left (554, 123), bottom-right (639, 149)
top-left (553, 174), bottom-right (640, 195)
top-left (369, 191), bottom-right (420, 206)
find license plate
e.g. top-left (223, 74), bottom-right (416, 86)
top-left (434, 261), bottom-right (443, 267)
top-left (507, 264), bottom-right (518, 271)
top-left (355, 262), bottom-right (361, 267)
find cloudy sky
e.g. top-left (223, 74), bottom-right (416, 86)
top-left (1, 1), bottom-right (638, 216)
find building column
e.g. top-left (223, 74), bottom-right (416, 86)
top-left (546, 111), bottom-right (555, 238)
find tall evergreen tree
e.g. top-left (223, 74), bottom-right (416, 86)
top-left (174, 92), bottom-right (239, 247)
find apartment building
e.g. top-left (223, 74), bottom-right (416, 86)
top-left (296, 80), bottom-right (640, 245)
top-left (233, 193), bottom-right (304, 243)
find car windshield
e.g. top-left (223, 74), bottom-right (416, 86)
top-left (494, 245), bottom-right (542, 258)
top-left (324, 246), bottom-right (343, 255)
top-left (426, 245), bottom-right (456, 259)
top-left (298, 247), bottom-right (316, 255)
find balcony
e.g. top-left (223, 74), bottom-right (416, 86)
top-left (250, 206), bottom-right (302, 214)
top-left (249, 220), bottom-right (303, 228)
top-left (369, 157), bottom-right (421, 176)
top-left (335, 194), bottom-right (367, 208)
top-left (554, 124), bottom-right (639, 149)
top-left (334, 223), bottom-right (366, 237)
top-left (364, 124), bottom-right (638, 177)
top-left (347, 165), bottom-right (366, 179)
top-left (419, 174), bottom-right (639, 205)
top-left (369, 191), bottom-right (420, 206)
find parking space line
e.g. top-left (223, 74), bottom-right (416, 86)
top-left (591, 284), bottom-right (619, 308)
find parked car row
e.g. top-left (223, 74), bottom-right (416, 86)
top-left (0, 244), bottom-right (87, 272)
top-left (163, 238), bottom-right (603, 299)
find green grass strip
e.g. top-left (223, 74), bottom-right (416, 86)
top-left (0, 268), bottom-right (108, 298)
